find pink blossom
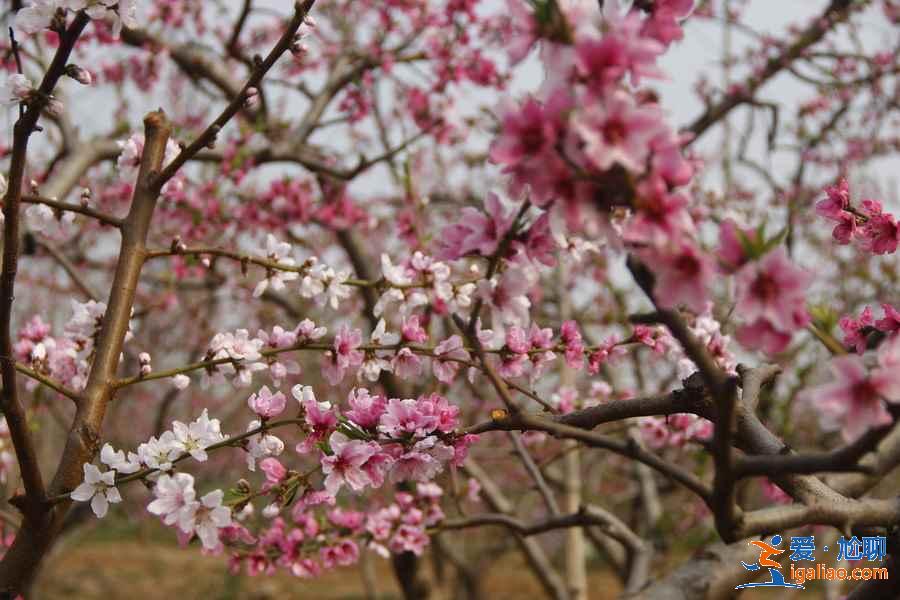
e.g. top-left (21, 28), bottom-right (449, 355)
top-left (800, 340), bottom-right (900, 441)
top-left (560, 320), bottom-right (585, 370)
top-left (328, 507), bottom-right (365, 531)
top-left (259, 458), bottom-right (287, 485)
top-left (498, 353), bottom-right (529, 378)
top-left (320, 539), bottom-right (360, 568)
top-left (345, 388), bottom-right (387, 430)
top-left (436, 193), bottom-right (515, 260)
top-left (876, 304), bottom-right (900, 334)
top-left (321, 432), bottom-right (376, 495)
top-left (490, 97), bottom-right (559, 168)
top-left (716, 219), bottom-right (754, 273)
top-left (294, 385), bottom-right (338, 453)
top-left (378, 398), bottom-right (438, 438)
top-left (735, 248), bottom-right (811, 333)
top-left (815, 178), bottom-right (850, 219)
top-left (839, 306), bottom-right (874, 354)
top-left (506, 325), bottom-right (530, 354)
top-left (290, 558), bottom-right (322, 578)
top-left (390, 524), bottom-right (429, 556)
top-left (571, 90), bottom-right (664, 173)
top-left (638, 417), bottom-right (669, 449)
top-left (641, 242), bottom-right (713, 313)
top-left (551, 387), bottom-right (577, 413)
top-left (401, 315), bottom-right (429, 343)
top-left (587, 337), bottom-right (626, 374)
top-left (451, 434), bottom-right (478, 466)
top-left (623, 184), bottom-right (694, 247)
top-left (360, 451), bottom-right (394, 488)
top-left (512, 216), bottom-right (556, 271)
top-left (322, 325), bottom-right (364, 385)
top-left (479, 268), bottom-right (534, 328)
top-left (247, 386), bottom-right (287, 419)
top-left (858, 209), bottom-right (899, 255)
top-left (574, 12), bottom-right (664, 88)
top-left (735, 318), bottom-right (795, 355)
top-left (416, 393), bottom-right (459, 433)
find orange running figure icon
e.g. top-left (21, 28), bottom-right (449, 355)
top-left (748, 540), bottom-right (785, 568)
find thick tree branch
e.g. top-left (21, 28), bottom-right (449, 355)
top-left (0, 11), bottom-right (90, 525)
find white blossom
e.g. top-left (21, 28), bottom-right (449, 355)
top-left (381, 254), bottom-right (411, 285)
top-left (25, 202), bottom-right (75, 238)
top-left (253, 234), bottom-right (299, 297)
top-left (136, 431), bottom-right (178, 471)
top-left (261, 502), bottom-right (280, 519)
top-left (371, 319), bottom-right (399, 346)
top-left (71, 463), bottom-right (121, 518)
top-left (244, 419), bottom-right (284, 471)
top-left (171, 409), bottom-right (225, 462)
top-left (100, 443), bottom-right (140, 474)
top-left (171, 374), bottom-right (190, 390)
top-left (117, 133), bottom-right (180, 183)
top-left (14, 1), bottom-right (57, 36)
top-left (300, 263), bottom-right (352, 310)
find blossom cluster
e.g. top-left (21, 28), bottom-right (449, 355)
top-left (816, 179), bottom-right (899, 255)
top-left (15, 301), bottom-right (132, 392)
top-left (229, 484), bottom-right (443, 578)
top-left (69, 410), bottom-right (232, 550)
top-left (16, 0), bottom-right (138, 38)
top-left (639, 413), bottom-right (713, 449)
top-left (69, 383), bottom-right (471, 565)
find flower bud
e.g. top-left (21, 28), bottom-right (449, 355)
top-left (65, 64), bottom-right (92, 86)
top-left (45, 97), bottom-right (64, 118)
top-left (244, 87), bottom-right (260, 109)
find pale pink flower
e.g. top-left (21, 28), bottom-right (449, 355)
top-left (432, 336), bottom-right (470, 383)
top-left (560, 320), bottom-right (585, 370)
top-left (191, 490), bottom-right (232, 550)
top-left (716, 219), bottom-right (754, 274)
top-left (391, 347), bottom-right (423, 379)
top-left (259, 457), bottom-right (287, 485)
top-left (815, 179), bottom-right (850, 219)
top-left (735, 318), bottom-right (794, 356)
top-left (2, 74), bottom-right (33, 104)
top-left (800, 340), bottom-right (900, 441)
top-left (147, 472), bottom-right (197, 531)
